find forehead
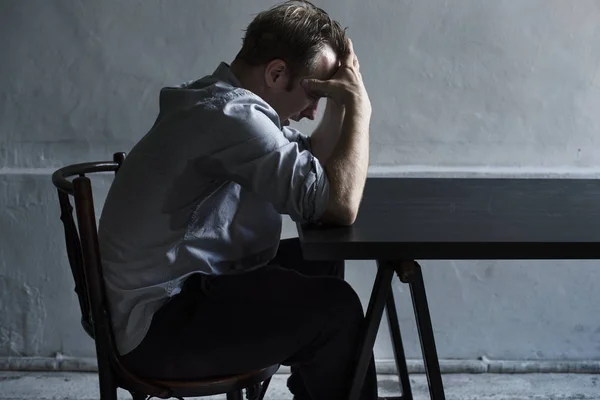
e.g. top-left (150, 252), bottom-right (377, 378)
top-left (308, 44), bottom-right (339, 81)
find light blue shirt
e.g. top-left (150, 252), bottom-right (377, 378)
top-left (98, 63), bottom-right (330, 355)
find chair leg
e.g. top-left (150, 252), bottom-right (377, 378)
top-left (257, 378), bottom-right (272, 400)
top-left (227, 390), bottom-right (244, 400)
top-left (98, 372), bottom-right (118, 400)
top-left (129, 391), bottom-right (147, 400)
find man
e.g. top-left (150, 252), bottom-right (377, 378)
top-left (98, 1), bottom-right (374, 399)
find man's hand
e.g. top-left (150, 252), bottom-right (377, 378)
top-left (301, 38), bottom-right (371, 113)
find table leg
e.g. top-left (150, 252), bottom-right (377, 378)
top-left (386, 290), bottom-right (413, 400)
top-left (348, 261), bottom-right (395, 400)
top-left (397, 261), bottom-right (445, 400)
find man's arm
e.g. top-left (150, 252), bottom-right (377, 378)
top-left (302, 38), bottom-right (371, 225)
top-left (320, 98), bottom-right (370, 225)
top-left (205, 91), bottom-right (330, 224)
top-left (309, 99), bottom-right (345, 166)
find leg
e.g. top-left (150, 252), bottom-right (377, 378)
top-left (348, 260), bottom-right (396, 400)
top-left (226, 390), bottom-right (243, 400)
top-left (270, 238), bottom-right (356, 398)
top-left (397, 261), bottom-right (445, 400)
top-left (386, 290), bottom-right (412, 400)
top-left (121, 265), bottom-right (374, 400)
top-left (245, 384), bottom-right (260, 400)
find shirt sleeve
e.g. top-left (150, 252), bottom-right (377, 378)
top-left (203, 90), bottom-right (329, 223)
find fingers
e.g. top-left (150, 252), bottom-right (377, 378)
top-left (341, 38), bottom-right (355, 67)
top-left (301, 78), bottom-right (334, 97)
top-left (342, 38), bottom-right (360, 72)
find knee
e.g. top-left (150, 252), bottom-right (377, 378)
top-left (325, 279), bottom-right (364, 323)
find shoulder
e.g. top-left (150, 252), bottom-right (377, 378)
top-left (221, 88), bottom-right (280, 126)
top-left (210, 88), bottom-right (285, 144)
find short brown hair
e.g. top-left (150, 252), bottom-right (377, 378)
top-left (235, 1), bottom-right (347, 78)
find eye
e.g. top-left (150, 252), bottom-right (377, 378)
top-left (303, 88), bottom-right (320, 101)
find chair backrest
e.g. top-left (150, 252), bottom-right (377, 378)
top-left (52, 152), bottom-right (124, 371)
top-left (52, 152), bottom-right (171, 397)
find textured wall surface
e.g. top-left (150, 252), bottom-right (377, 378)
top-left (2, 0), bottom-right (600, 361)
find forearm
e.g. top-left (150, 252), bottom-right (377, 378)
top-left (323, 100), bottom-right (371, 223)
top-left (309, 99), bottom-right (345, 165)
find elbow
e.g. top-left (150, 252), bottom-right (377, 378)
top-left (338, 207), bottom-right (358, 226)
top-left (318, 186), bottom-right (361, 226)
top-left (321, 204), bottom-right (358, 226)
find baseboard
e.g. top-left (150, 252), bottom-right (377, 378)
top-left (2, 355), bottom-right (600, 375)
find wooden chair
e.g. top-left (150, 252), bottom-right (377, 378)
top-left (51, 152), bottom-right (279, 400)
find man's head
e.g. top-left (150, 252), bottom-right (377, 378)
top-left (231, 1), bottom-right (347, 125)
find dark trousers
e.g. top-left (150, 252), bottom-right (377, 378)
top-left (121, 238), bottom-right (378, 400)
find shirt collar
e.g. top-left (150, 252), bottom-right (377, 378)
top-left (210, 62), bottom-right (286, 131)
top-left (212, 62), bottom-right (243, 88)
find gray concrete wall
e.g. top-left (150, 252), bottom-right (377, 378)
top-left (2, 0), bottom-right (600, 363)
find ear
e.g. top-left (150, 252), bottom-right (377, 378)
top-left (264, 59), bottom-right (289, 89)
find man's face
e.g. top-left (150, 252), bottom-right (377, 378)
top-left (266, 45), bottom-right (338, 126)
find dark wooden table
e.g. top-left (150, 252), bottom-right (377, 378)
top-left (297, 177), bottom-right (600, 400)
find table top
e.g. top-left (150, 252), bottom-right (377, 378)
top-left (297, 177), bottom-right (600, 260)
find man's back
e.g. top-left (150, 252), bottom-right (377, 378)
top-left (98, 63), bottom-right (330, 355)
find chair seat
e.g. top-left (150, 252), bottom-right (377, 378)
top-left (144, 364), bottom-right (280, 397)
